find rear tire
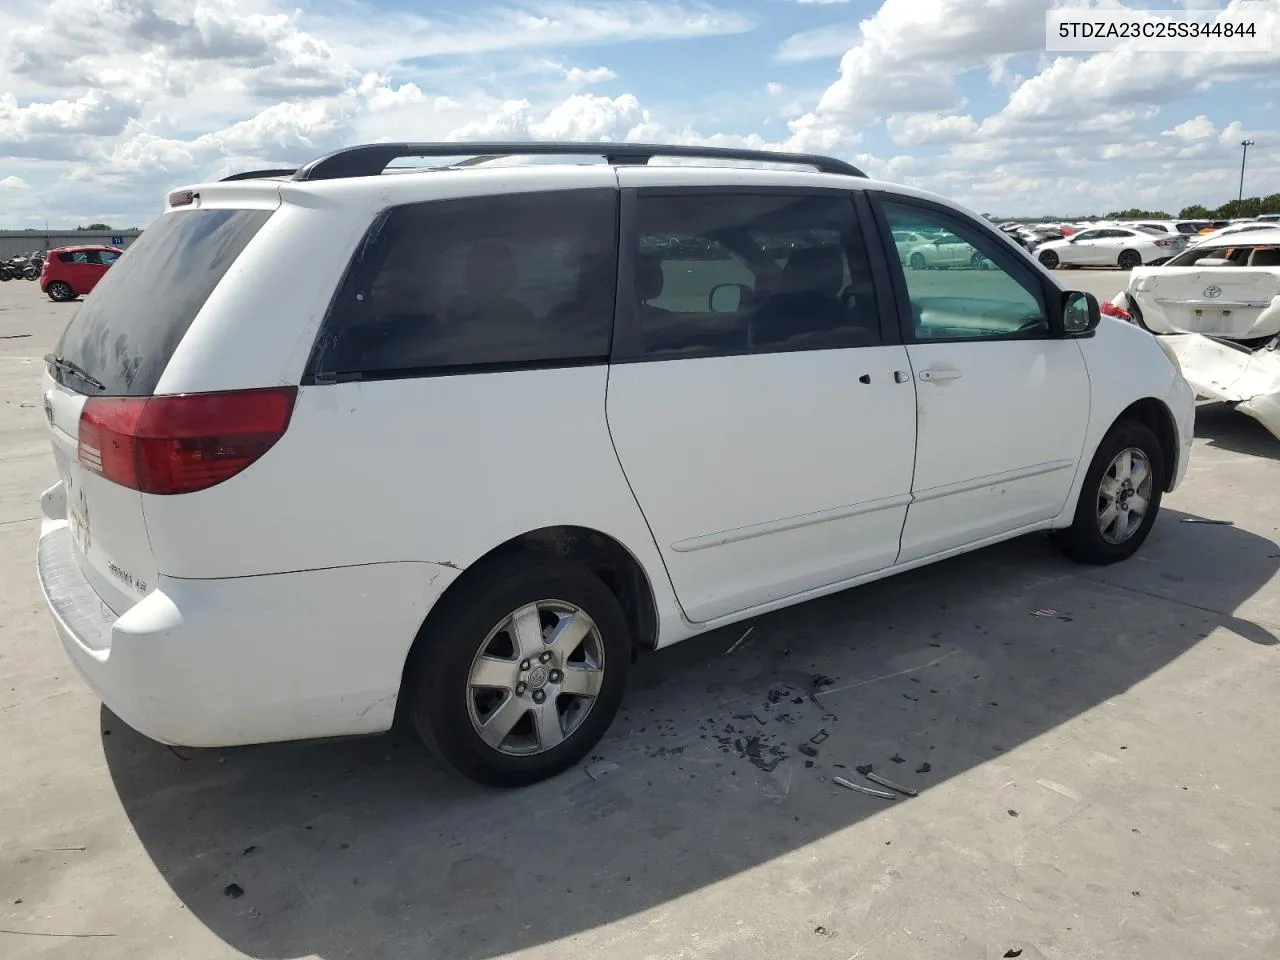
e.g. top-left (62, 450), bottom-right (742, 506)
top-left (1051, 419), bottom-right (1165, 565)
top-left (47, 281), bottom-right (75, 302)
top-left (1038, 249), bottom-right (1059, 269)
top-left (405, 555), bottom-right (631, 787)
top-left (909, 252), bottom-right (926, 270)
top-left (1117, 249), bottom-right (1142, 270)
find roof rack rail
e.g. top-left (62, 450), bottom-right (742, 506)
top-left (291, 142), bottom-right (866, 182)
top-left (220, 168), bottom-right (298, 182)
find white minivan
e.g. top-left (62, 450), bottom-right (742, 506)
top-left (37, 142), bottom-right (1195, 786)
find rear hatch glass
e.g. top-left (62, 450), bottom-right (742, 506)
top-left (44, 207), bottom-right (271, 615)
top-left (53, 208), bottom-right (272, 397)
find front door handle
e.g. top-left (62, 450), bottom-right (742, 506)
top-left (919, 367), bottom-right (963, 383)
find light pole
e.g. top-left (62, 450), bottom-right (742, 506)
top-left (1239, 139), bottom-right (1255, 203)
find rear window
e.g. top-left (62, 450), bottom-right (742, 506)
top-left (305, 188), bottom-right (617, 380)
top-left (53, 209), bottom-right (272, 396)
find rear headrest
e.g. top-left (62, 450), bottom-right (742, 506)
top-left (782, 246), bottom-right (843, 295)
top-left (636, 255), bottom-right (665, 302)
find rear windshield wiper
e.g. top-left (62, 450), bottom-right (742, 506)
top-left (45, 353), bottom-right (106, 392)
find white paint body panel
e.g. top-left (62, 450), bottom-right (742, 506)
top-left (606, 347), bottom-right (917, 623)
top-left (1040, 232), bottom-right (1166, 267)
top-left (35, 161), bottom-right (1196, 749)
top-left (1127, 266), bottom-right (1280, 339)
top-left (900, 339), bottom-right (1090, 563)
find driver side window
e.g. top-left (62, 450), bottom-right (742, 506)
top-left (883, 201), bottom-right (1048, 341)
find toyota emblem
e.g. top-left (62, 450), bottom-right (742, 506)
top-left (1203, 284), bottom-right (1223, 300)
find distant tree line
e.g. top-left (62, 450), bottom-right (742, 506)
top-left (1104, 194), bottom-right (1280, 221)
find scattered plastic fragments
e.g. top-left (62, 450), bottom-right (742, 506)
top-left (585, 761), bottom-right (619, 781)
top-left (916, 762), bottom-right (932, 774)
top-left (224, 883), bottom-right (244, 899)
top-left (723, 626), bottom-right (754, 655)
top-left (865, 771), bottom-right (919, 797)
top-left (799, 743), bottom-right (819, 758)
top-left (833, 777), bottom-right (896, 800)
top-left (1180, 518), bottom-right (1233, 526)
top-left (809, 730), bottom-right (829, 745)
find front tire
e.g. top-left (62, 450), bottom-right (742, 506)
top-left (1038, 249), bottom-right (1059, 269)
top-left (47, 281), bottom-right (75, 302)
top-left (406, 555), bottom-right (631, 787)
top-left (1117, 249), bottom-right (1142, 270)
top-left (909, 252), bottom-right (926, 270)
top-left (1051, 419), bottom-right (1165, 565)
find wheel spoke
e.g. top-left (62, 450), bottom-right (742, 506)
top-left (471, 656), bottom-right (517, 691)
top-left (1128, 493), bottom-right (1149, 517)
top-left (1114, 449), bottom-right (1133, 482)
top-left (545, 611), bottom-right (593, 660)
top-left (1130, 459), bottom-right (1150, 490)
top-left (1098, 502), bottom-right (1120, 533)
top-left (1099, 477), bottom-right (1122, 499)
top-left (532, 702), bottom-right (565, 750)
top-left (509, 603), bottom-right (545, 660)
top-left (478, 694), bottom-right (527, 749)
top-left (558, 666), bottom-right (604, 698)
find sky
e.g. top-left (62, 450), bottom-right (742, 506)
top-left (0, 0), bottom-right (1277, 227)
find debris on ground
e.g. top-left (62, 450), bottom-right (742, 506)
top-left (865, 772), bottom-right (919, 797)
top-left (1004, 950), bottom-right (1023, 958)
top-left (855, 763), bottom-right (874, 775)
top-left (585, 760), bottom-right (619, 781)
top-left (223, 883), bottom-right (244, 899)
top-left (811, 674), bottom-right (835, 688)
top-left (813, 926), bottom-right (836, 938)
top-left (723, 626), bottom-right (754, 655)
top-left (916, 762), bottom-right (932, 774)
top-left (890, 753), bottom-right (905, 764)
top-left (1031, 608), bottom-right (1058, 618)
top-left (1180, 518), bottom-right (1234, 526)
top-left (799, 743), bottom-right (819, 758)
top-left (1007, 809), bottom-right (1020, 818)
top-left (809, 729), bottom-right (829, 745)
top-left (760, 764), bottom-right (793, 802)
top-left (833, 777), bottom-right (896, 800)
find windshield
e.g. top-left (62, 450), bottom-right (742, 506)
top-left (53, 208), bottom-right (272, 396)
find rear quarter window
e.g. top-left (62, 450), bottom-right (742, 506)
top-left (306, 188), bottom-right (618, 379)
top-left (53, 209), bottom-right (272, 396)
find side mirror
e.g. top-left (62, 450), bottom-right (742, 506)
top-left (1062, 290), bottom-right (1100, 336)
top-left (708, 282), bottom-right (746, 313)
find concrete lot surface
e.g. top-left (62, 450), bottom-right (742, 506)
top-left (1, 273), bottom-right (1278, 959)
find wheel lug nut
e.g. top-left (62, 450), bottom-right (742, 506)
top-left (549, 669), bottom-right (562, 683)
top-left (519, 659), bottom-right (531, 671)
top-left (516, 682), bottom-right (527, 696)
top-left (539, 651), bottom-right (552, 664)
top-left (533, 690), bottom-right (546, 704)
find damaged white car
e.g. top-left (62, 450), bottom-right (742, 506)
top-left (1156, 334), bottom-right (1280, 442)
top-left (1113, 228), bottom-right (1280, 344)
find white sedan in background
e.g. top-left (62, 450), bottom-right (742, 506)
top-left (893, 230), bottom-right (983, 269)
top-left (1035, 226), bottom-right (1185, 270)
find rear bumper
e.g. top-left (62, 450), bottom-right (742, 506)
top-left (37, 518), bottom-right (460, 748)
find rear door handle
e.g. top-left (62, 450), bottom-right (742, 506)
top-left (919, 368), bottom-right (963, 383)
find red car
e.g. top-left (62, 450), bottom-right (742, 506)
top-left (40, 245), bottom-right (123, 302)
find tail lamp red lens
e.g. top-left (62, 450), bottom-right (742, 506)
top-left (78, 387), bottom-right (297, 495)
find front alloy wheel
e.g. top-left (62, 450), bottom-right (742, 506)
top-left (1096, 447), bottom-right (1153, 545)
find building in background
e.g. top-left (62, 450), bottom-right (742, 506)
top-left (0, 230), bottom-right (142, 259)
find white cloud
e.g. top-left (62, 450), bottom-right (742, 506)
top-left (885, 112), bottom-right (978, 146)
top-left (0, 175), bottom-right (30, 191)
top-left (776, 25), bottom-right (863, 62)
top-left (794, 0), bottom-right (849, 5)
top-left (1164, 115), bottom-right (1216, 141)
top-left (563, 65), bottom-right (618, 85)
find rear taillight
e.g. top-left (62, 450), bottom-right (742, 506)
top-left (1100, 301), bottom-right (1131, 322)
top-left (78, 387), bottom-right (297, 495)
top-left (1154, 238), bottom-right (1176, 247)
